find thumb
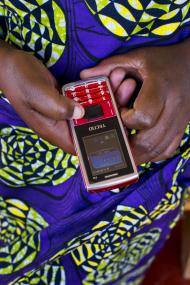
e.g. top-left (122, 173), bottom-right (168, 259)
top-left (25, 84), bottom-right (85, 121)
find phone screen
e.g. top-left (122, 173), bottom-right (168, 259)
top-left (83, 130), bottom-right (127, 176)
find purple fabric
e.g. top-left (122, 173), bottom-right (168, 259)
top-left (0, 0), bottom-right (190, 284)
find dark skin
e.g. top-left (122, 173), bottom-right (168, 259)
top-left (0, 41), bottom-right (84, 154)
top-left (82, 38), bottom-right (190, 164)
top-left (1, 38), bottom-right (190, 165)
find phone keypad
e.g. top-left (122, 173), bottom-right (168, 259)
top-left (65, 82), bottom-right (108, 103)
top-left (64, 79), bottom-right (116, 125)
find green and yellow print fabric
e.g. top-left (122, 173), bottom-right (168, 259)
top-left (0, 142), bottom-right (189, 283)
top-left (12, 260), bottom-right (66, 285)
top-left (0, 123), bottom-right (189, 187)
top-left (49, 149), bottom-right (189, 285)
top-left (0, 125), bottom-right (78, 187)
top-left (84, 0), bottom-right (190, 38)
top-left (0, 0), bottom-right (66, 67)
top-left (32, 130), bottom-right (188, 285)
top-left (0, 0), bottom-right (189, 71)
top-left (0, 197), bottom-right (48, 275)
top-left (0, 0), bottom-right (189, 284)
top-left (13, 204), bottom-right (159, 285)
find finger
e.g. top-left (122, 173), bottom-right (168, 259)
top-left (80, 64), bottom-right (113, 79)
top-left (115, 78), bottom-right (136, 107)
top-left (151, 133), bottom-right (184, 162)
top-left (80, 53), bottom-right (140, 80)
top-left (23, 109), bottom-right (75, 154)
top-left (109, 67), bottom-right (127, 92)
top-left (25, 85), bottom-right (85, 121)
top-left (80, 57), bottom-right (122, 79)
top-left (121, 79), bottom-right (165, 130)
top-left (128, 100), bottom-right (185, 165)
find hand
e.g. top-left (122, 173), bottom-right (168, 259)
top-left (0, 45), bottom-right (85, 154)
top-left (80, 38), bottom-right (190, 165)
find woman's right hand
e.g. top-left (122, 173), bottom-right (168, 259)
top-left (0, 44), bottom-right (84, 154)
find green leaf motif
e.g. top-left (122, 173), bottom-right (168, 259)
top-left (0, 197), bottom-right (48, 275)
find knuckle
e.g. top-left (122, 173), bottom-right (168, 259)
top-left (62, 99), bottom-right (75, 119)
top-left (144, 115), bottom-right (154, 128)
top-left (137, 111), bottom-right (154, 128)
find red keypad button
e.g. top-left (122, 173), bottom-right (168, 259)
top-left (73, 91), bottom-right (110, 103)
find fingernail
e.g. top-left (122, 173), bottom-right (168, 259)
top-left (72, 105), bottom-right (85, 119)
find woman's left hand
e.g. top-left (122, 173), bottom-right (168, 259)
top-left (80, 38), bottom-right (190, 165)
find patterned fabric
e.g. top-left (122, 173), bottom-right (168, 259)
top-left (13, 260), bottom-right (66, 285)
top-left (84, 0), bottom-right (190, 38)
top-left (0, 126), bottom-right (78, 186)
top-left (0, 0), bottom-right (190, 285)
top-left (0, 197), bottom-right (48, 275)
top-left (0, 0), bottom-right (66, 66)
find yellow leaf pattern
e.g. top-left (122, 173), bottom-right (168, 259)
top-left (114, 3), bottom-right (136, 22)
top-left (128, 0), bottom-right (143, 10)
top-left (152, 22), bottom-right (180, 35)
top-left (99, 14), bottom-right (128, 36)
top-left (85, 0), bottom-right (190, 38)
top-left (0, 0), bottom-right (67, 67)
top-left (159, 9), bottom-right (180, 20)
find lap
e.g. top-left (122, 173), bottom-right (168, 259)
top-left (0, 96), bottom-right (190, 285)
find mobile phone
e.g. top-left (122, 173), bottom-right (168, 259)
top-left (62, 76), bottom-right (138, 192)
